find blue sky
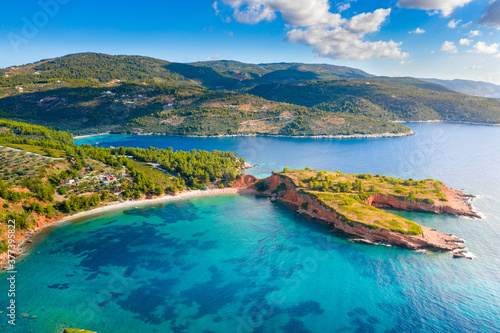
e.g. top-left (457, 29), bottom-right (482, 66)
top-left (1, 0), bottom-right (500, 83)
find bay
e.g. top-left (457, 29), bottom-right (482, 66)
top-left (1, 123), bottom-right (499, 332)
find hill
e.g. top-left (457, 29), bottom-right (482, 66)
top-left (1, 52), bottom-right (499, 135)
top-left (250, 79), bottom-right (500, 123)
top-left (0, 53), bottom-right (411, 136)
top-left (421, 78), bottom-right (500, 98)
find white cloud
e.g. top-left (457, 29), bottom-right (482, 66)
top-left (468, 30), bottom-right (482, 37)
top-left (221, 0), bottom-right (344, 26)
top-left (462, 21), bottom-right (473, 28)
top-left (220, 1), bottom-right (408, 60)
top-left (338, 3), bottom-right (350, 12)
top-left (337, 1), bottom-right (356, 13)
top-left (464, 65), bottom-right (482, 70)
top-left (479, 0), bottom-right (500, 27)
top-left (287, 26), bottom-right (408, 60)
top-left (459, 38), bottom-right (472, 45)
top-left (447, 19), bottom-right (461, 28)
top-left (212, 1), bottom-right (220, 15)
top-left (347, 8), bottom-right (391, 34)
top-left (473, 41), bottom-right (499, 54)
top-left (409, 27), bottom-right (426, 33)
top-left (441, 41), bottom-right (458, 53)
top-left (397, 0), bottom-right (474, 17)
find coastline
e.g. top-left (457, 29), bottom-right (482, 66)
top-left (75, 130), bottom-right (416, 141)
top-left (392, 119), bottom-right (500, 126)
top-left (1, 187), bottom-right (257, 269)
top-left (73, 120), bottom-right (500, 142)
top-left (73, 132), bottom-right (111, 139)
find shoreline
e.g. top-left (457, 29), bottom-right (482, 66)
top-left (1, 187), bottom-right (257, 269)
top-left (73, 132), bottom-right (111, 139)
top-left (392, 119), bottom-right (500, 126)
top-left (75, 130), bottom-right (416, 141)
top-left (72, 120), bottom-right (500, 142)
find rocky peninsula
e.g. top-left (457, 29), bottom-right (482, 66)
top-left (257, 169), bottom-right (479, 254)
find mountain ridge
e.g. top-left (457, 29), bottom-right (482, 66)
top-left (1, 52), bottom-right (499, 135)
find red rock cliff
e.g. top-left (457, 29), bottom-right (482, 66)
top-left (264, 174), bottom-right (466, 252)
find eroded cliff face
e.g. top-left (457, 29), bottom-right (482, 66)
top-left (264, 174), bottom-right (467, 252)
top-left (365, 189), bottom-right (479, 219)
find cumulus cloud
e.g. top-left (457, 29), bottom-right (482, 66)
top-left (221, 0), bottom-right (344, 26)
top-left (447, 19), bottom-right (461, 28)
top-left (441, 41), bottom-right (458, 53)
top-left (337, 2), bottom-right (351, 13)
top-left (468, 30), bottom-right (482, 37)
top-left (409, 27), bottom-right (426, 33)
top-left (397, 0), bottom-right (473, 17)
top-left (479, 0), bottom-right (500, 27)
top-left (459, 38), bottom-right (472, 45)
top-left (346, 8), bottom-right (391, 34)
top-left (220, 1), bottom-right (408, 60)
top-left (287, 26), bottom-right (408, 60)
top-left (473, 41), bottom-right (499, 54)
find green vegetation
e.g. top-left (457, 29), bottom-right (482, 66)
top-left (250, 79), bottom-right (500, 124)
top-left (273, 169), bottom-right (453, 235)
top-left (0, 120), bottom-right (246, 253)
top-left (14, 52), bottom-right (500, 136)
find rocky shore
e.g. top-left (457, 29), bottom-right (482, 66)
top-left (263, 174), bottom-right (479, 254)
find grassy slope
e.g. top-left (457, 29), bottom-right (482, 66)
top-left (277, 169), bottom-right (452, 235)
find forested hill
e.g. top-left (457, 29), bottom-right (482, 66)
top-left (249, 79), bottom-right (500, 123)
top-left (0, 52), bottom-right (499, 135)
top-left (420, 78), bottom-right (500, 98)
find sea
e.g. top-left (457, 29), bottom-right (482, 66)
top-left (0, 122), bottom-right (499, 333)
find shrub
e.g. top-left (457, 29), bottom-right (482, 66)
top-left (255, 180), bottom-right (269, 192)
top-left (301, 202), bottom-right (309, 210)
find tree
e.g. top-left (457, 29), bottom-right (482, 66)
top-left (352, 179), bottom-right (364, 192)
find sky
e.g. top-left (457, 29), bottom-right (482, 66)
top-left (1, 0), bottom-right (500, 83)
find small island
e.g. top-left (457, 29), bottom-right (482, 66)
top-left (256, 169), bottom-right (479, 255)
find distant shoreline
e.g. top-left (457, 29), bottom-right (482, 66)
top-left (392, 119), bottom-right (500, 126)
top-left (1, 187), bottom-right (257, 269)
top-left (74, 130), bottom-right (416, 141)
top-left (73, 132), bottom-right (111, 139)
top-left (72, 121), bottom-right (500, 142)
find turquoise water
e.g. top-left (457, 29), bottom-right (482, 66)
top-left (1, 123), bottom-right (499, 332)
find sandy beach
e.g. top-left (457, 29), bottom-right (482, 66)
top-left (73, 132), bottom-right (111, 139)
top-left (50, 187), bottom-right (257, 226)
top-left (1, 187), bottom-right (257, 268)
